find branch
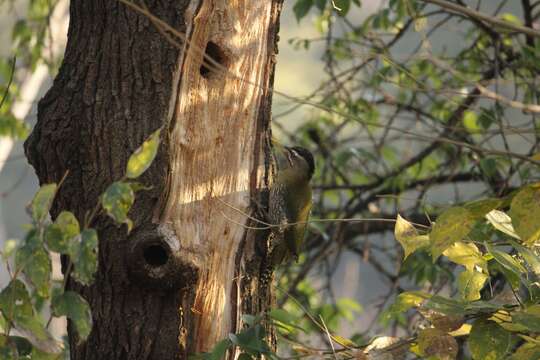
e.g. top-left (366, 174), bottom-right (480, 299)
top-left (313, 172), bottom-right (481, 191)
top-left (476, 84), bottom-right (540, 113)
top-left (421, 0), bottom-right (540, 38)
top-left (522, 0), bottom-right (535, 46)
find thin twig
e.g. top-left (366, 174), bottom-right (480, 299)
top-left (0, 57), bottom-right (16, 110)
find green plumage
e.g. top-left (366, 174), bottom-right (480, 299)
top-left (268, 145), bottom-right (314, 265)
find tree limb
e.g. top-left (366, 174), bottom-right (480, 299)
top-left (421, 0), bottom-right (540, 38)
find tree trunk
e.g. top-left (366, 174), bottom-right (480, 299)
top-left (24, 0), bottom-right (283, 358)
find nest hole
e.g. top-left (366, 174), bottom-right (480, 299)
top-left (200, 41), bottom-right (227, 79)
top-left (143, 244), bottom-right (169, 267)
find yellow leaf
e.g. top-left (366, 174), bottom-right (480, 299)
top-left (449, 323), bottom-right (471, 337)
top-left (332, 335), bottom-right (356, 347)
top-left (457, 270), bottom-right (488, 301)
top-left (463, 110), bottom-right (480, 133)
top-left (390, 291), bottom-right (431, 313)
top-left (126, 128), bottom-right (161, 179)
top-left (509, 186), bottom-right (540, 246)
top-left (443, 242), bottom-right (486, 272)
top-left (394, 214), bottom-right (429, 258)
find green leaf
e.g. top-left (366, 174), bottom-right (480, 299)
top-left (126, 128), bottom-right (161, 179)
top-left (457, 270), bottom-right (488, 301)
top-left (31, 184), bottom-right (57, 223)
top-left (13, 313), bottom-right (61, 353)
top-left (30, 347), bottom-right (64, 359)
top-left (102, 182), bottom-right (134, 232)
top-left (388, 291), bottom-right (430, 315)
top-left (480, 158), bottom-right (498, 179)
top-left (511, 342), bottom-right (540, 360)
top-left (486, 210), bottom-right (520, 240)
top-left (443, 241), bottom-right (486, 272)
top-left (15, 245), bottom-right (51, 297)
top-left (52, 290), bottom-right (92, 341)
top-left (45, 211), bottom-right (80, 254)
top-left (204, 339), bottom-right (231, 360)
top-left (424, 296), bottom-right (467, 316)
top-left (2, 239), bottom-right (19, 260)
top-left (417, 328), bottom-right (458, 359)
top-left (293, 0), bottom-right (313, 21)
top-left (0, 335), bottom-right (18, 359)
top-left (24, 229), bottom-right (41, 249)
top-left (314, 0), bottom-right (326, 11)
top-left (492, 261), bottom-right (521, 289)
top-left (0, 113), bottom-right (29, 139)
top-left (512, 240), bottom-right (540, 275)
top-left (394, 214), bottom-right (430, 258)
top-left (268, 309), bottom-right (295, 324)
top-left (336, 297), bottom-right (363, 321)
top-left (464, 301), bottom-right (502, 314)
top-left (487, 244), bottom-right (527, 276)
top-left (269, 309), bottom-right (305, 333)
top-left (463, 110), bottom-right (480, 133)
top-left (4, 336), bottom-right (32, 356)
top-left (478, 107), bottom-right (495, 129)
top-left (72, 229), bottom-right (98, 285)
top-left (512, 305), bottom-right (540, 332)
top-left (229, 325), bottom-right (270, 354)
top-left (468, 320), bottom-right (514, 360)
top-left (464, 198), bottom-right (502, 219)
top-left (0, 280), bottom-right (32, 319)
top-left (333, 0), bottom-right (350, 15)
top-left (500, 13), bottom-right (522, 25)
top-left (430, 207), bottom-right (474, 260)
top-left (509, 186), bottom-right (540, 246)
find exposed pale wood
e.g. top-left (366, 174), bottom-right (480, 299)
top-left (161, 0), bottom-right (276, 352)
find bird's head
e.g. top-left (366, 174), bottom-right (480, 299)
top-left (285, 146), bottom-right (315, 180)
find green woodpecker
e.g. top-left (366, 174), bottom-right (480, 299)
top-left (268, 145), bottom-right (315, 265)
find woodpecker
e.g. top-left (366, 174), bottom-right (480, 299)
top-left (268, 145), bottom-right (315, 265)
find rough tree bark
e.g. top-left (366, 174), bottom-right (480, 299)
top-left (24, 0), bottom-right (283, 358)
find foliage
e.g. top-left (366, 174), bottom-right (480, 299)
top-left (0, 128), bottom-right (160, 357)
top-left (193, 315), bottom-right (276, 360)
top-left (0, 0), bottom-right (64, 140)
top-left (251, 0), bottom-right (540, 358)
